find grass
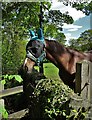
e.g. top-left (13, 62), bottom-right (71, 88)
top-left (34, 63), bottom-right (60, 79)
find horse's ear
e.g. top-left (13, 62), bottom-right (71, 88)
top-left (29, 30), bottom-right (38, 40)
top-left (29, 30), bottom-right (35, 38)
top-left (38, 28), bottom-right (44, 41)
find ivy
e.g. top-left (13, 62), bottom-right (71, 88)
top-left (23, 78), bottom-right (90, 120)
top-left (1, 74), bottom-right (23, 85)
top-left (0, 105), bottom-right (8, 119)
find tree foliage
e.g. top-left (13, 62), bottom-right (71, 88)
top-left (69, 29), bottom-right (92, 51)
top-left (72, 1), bottom-right (92, 15)
top-left (58, 0), bottom-right (92, 15)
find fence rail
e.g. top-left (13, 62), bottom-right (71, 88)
top-left (0, 84), bottom-right (24, 120)
top-left (0, 86), bottom-right (23, 98)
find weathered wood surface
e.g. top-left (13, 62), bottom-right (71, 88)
top-left (88, 62), bottom-right (92, 118)
top-left (88, 61), bottom-right (92, 103)
top-left (0, 99), bottom-right (4, 120)
top-left (0, 82), bottom-right (4, 120)
top-left (75, 63), bottom-right (81, 93)
top-left (75, 60), bottom-right (92, 119)
top-left (8, 109), bottom-right (28, 119)
top-left (75, 60), bottom-right (92, 98)
top-left (0, 86), bottom-right (23, 98)
top-left (81, 61), bottom-right (89, 99)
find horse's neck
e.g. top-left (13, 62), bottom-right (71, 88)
top-left (45, 48), bottom-right (58, 67)
top-left (45, 40), bottom-right (61, 67)
top-left (45, 39), bottom-right (92, 74)
top-left (84, 52), bottom-right (92, 62)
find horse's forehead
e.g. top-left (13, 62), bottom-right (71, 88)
top-left (27, 40), bottom-right (44, 48)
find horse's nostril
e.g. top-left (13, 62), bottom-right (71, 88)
top-left (25, 65), bottom-right (28, 71)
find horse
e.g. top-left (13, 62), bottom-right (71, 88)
top-left (21, 39), bottom-right (92, 90)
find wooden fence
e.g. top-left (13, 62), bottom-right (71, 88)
top-left (75, 60), bottom-right (92, 119)
top-left (0, 60), bottom-right (92, 119)
top-left (0, 84), bottom-right (28, 120)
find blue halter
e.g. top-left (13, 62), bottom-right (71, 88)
top-left (27, 28), bottom-right (46, 66)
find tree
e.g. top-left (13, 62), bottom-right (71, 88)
top-left (2, 22), bottom-right (27, 74)
top-left (69, 29), bottom-right (92, 51)
top-left (58, 0), bottom-right (92, 15)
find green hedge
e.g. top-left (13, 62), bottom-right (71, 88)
top-left (21, 78), bottom-right (90, 120)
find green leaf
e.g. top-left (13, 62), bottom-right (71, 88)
top-left (3, 74), bottom-right (8, 79)
top-left (72, 109), bottom-right (77, 113)
top-left (48, 98), bottom-right (50, 103)
top-left (62, 111), bottom-right (66, 116)
top-left (0, 105), bottom-right (8, 119)
top-left (14, 75), bottom-right (23, 83)
top-left (8, 75), bottom-right (14, 80)
top-left (0, 80), bottom-right (6, 85)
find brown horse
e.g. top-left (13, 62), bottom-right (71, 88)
top-left (22, 39), bottom-right (92, 89)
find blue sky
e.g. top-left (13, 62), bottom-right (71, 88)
top-left (51, 1), bottom-right (91, 41)
top-left (63, 15), bottom-right (90, 40)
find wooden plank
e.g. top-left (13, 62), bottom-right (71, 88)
top-left (75, 63), bottom-right (81, 93)
top-left (88, 62), bottom-right (92, 103)
top-left (0, 83), bottom-right (4, 92)
top-left (8, 109), bottom-right (28, 119)
top-left (0, 86), bottom-right (23, 98)
top-left (0, 75), bottom-right (4, 120)
top-left (81, 61), bottom-right (89, 99)
top-left (88, 62), bottom-right (92, 118)
top-left (0, 99), bottom-right (4, 120)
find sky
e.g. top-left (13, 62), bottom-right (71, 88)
top-left (51, 0), bottom-right (91, 42)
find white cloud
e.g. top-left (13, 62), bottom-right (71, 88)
top-left (64, 33), bottom-right (77, 44)
top-left (51, 1), bottom-right (85, 21)
top-left (68, 28), bottom-right (78, 32)
top-left (62, 23), bottom-right (82, 32)
top-left (62, 23), bottom-right (82, 29)
top-left (65, 33), bottom-right (72, 40)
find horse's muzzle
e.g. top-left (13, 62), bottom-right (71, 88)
top-left (23, 57), bottom-right (35, 74)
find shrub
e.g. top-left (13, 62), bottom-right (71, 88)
top-left (21, 78), bottom-right (90, 120)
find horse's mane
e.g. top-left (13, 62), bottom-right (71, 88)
top-left (45, 39), bottom-right (66, 53)
top-left (45, 39), bottom-right (87, 57)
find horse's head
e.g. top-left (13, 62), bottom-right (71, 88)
top-left (22, 40), bottom-right (45, 74)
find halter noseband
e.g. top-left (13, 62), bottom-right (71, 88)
top-left (26, 48), bottom-right (46, 66)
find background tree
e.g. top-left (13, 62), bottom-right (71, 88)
top-left (58, 0), bottom-right (92, 15)
top-left (69, 29), bottom-right (92, 51)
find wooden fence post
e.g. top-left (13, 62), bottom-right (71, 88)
top-left (81, 61), bottom-right (89, 99)
top-left (88, 61), bottom-right (92, 103)
top-left (75, 61), bottom-right (92, 118)
top-left (75, 61), bottom-right (89, 98)
top-left (75, 63), bottom-right (81, 93)
top-left (0, 83), bottom-right (4, 120)
top-left (88, 61), bottom-right (92, 118)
